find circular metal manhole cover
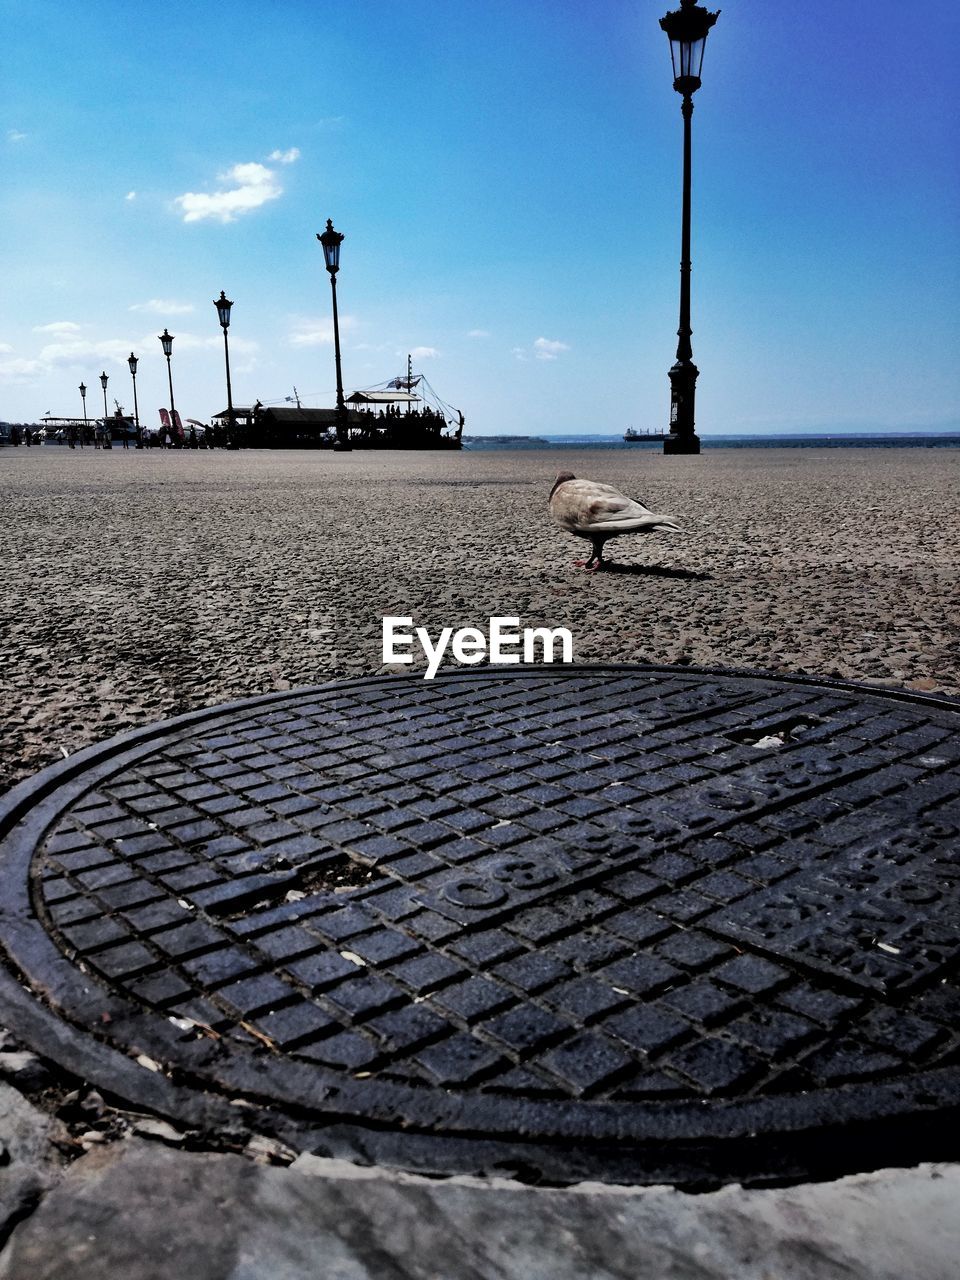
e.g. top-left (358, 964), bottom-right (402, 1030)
top-left (1, 666), bottom-right (958, 1186)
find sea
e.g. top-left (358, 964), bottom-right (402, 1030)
top-left (463, 433), bottom-right (960, 451)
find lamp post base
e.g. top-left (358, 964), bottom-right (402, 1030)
top-left (665, 358), bottom-right (700, 456)
top-left (663, 432), bottom-right (701, 455)
top-left (332, 440), bottom-right (352, 452)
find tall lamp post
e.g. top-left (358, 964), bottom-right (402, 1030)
top-left (99, 370), bottom-right (113, 449)
top-left (128, 352), bottom-right (141, 447)
top-left (159, 329), bottom-right (178, 446)
top-left (317, 218), bottom-right (351, 451)
top-left (214, 291), bottom-right (236, 449)
top-left (79, 382), bottom-right (87, 438)
top-left (659, 0), bottom-right (720, 456)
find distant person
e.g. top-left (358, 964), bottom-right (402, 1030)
top-left (10, 425), bottom-right (20, 446)
top-left (23, 426), bottom-right (32, 446)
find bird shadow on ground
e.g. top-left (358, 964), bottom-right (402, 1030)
top-left (599, 562), bottom-right (711, 581)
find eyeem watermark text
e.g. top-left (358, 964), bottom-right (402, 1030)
top-left (383, 616), bottom-right (573, 679)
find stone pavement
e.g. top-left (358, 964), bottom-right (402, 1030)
top-left (3, 1072), bottom-right (958, 1277)
top-left (0, 1099), bottom-right (958, 1280)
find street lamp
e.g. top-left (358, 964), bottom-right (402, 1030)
top-left (99, 370), bottom-right (113, 449)
top-left (78, 382), bottom-right (87, 449)
top-left (317, 217), bottom-right (351, 450)
top-left (128, 352), bottom-right (141, 447)
top-left (158, 328), bottom-right (177, 445)
top-left (214, 291), bottom-right (236, 448)
top-left (659, 0), bottom-right (720, 456)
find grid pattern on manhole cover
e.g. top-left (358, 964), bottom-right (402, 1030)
top-left (3, 667), bottom-right (960, 1166)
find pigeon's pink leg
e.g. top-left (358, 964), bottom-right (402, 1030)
top-left (573, 539), bottom-right (607, 570)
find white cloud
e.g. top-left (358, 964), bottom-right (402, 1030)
top-left (0, 355), bottom-right (44, 380)
top-left (161, 332), bottom-right (258, 358)
top-left (409, 346), bottom-right (439, 359)
top-left (289, 314), bottom-right (356, 348)
top-left (33, 321), bottom-right (82, 335)
top-left (0, 329), bottom-right (257, 391)
top-left (0, 335), bottom-right (129, 383)
top-left (290, 323), bottom-right (333, 348)
top-left (125, 191), bottom-right (137, 201)
top-left (512, 337), bottom-right (570, 362)
top-left (7, 129), bottom-right (27, 143)
top-left (467, 329), bottom-right (490, 339)
top-left (129, 299), bottom-right (195, 315)
top-left (174, 161), bottom-right (283, 224)
top-left (533, 337), bottom-right (570, 361)
top-left (35, 338), bottom-right (140, 366)
top-left (2, 333), bottom-right (173, 380)
top-left (268, 148), bottom-right (300, 164)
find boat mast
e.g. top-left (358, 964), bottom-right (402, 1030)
top-left (406, 353), bottom-right (412, 415)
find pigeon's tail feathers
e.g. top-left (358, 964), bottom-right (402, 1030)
top-left (574, 511), bottom-right (684, 536)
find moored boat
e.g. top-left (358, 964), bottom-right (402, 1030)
top-left (214, 359), bottom-right (465, 450)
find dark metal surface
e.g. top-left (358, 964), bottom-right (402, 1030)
top-left (1, 666), bottom-right (958, 1186)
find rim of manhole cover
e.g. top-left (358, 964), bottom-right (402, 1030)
top-left (1, 664), bottom-right (959, 1188)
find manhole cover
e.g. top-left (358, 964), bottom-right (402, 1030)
top-left (1, 666), bottom-right (958, 1187)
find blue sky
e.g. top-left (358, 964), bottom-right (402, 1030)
top-left (2, 0), bottom-right (958, 435)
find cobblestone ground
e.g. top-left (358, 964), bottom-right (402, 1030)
top-left (1, 446), bottom-right (957, 792)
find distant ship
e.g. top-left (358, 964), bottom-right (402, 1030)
top-left (624, 427), bottom-right (665, 442)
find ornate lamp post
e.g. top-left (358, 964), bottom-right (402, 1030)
top-left (158, 329), bottom-right (177, 445)
top-left (78, 382), bottom-right (87, 449)
top-left (659, 0), bottom-right (720, 456)
top-left (317, 218), bottom-right (351, 451)
top-left (214, 291), bottom-right (236, 448)
top-left (128, 352), bottom-right (141, 447)
top-left (99, 370), bottom-right (113, 449)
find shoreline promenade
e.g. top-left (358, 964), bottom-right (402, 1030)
top-left (1, 446), bottom-right (957, 792)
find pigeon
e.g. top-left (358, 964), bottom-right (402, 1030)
top-left (549, 472), bottom-right (683, 570)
